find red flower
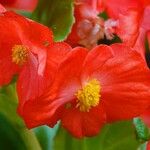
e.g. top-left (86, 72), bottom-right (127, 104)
top-left (0, 9), bottom-right (71, 110)
top-left (66, 0), bottom-right (104, 49)
top-left (19, 44), bottom-right (150, 138)
top-left (0, 0), bottom-right (38, 11)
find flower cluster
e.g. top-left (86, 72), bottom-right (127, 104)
top-left (1, 0), bottom-right (150, 139)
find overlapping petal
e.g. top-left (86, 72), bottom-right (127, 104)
top-left (19, 47), bottom-right (87, 128)
top-left (61, 105), bottom-right (106, 138)
top-left (0, 9), bottom-right (63, 110)
top-left (18, 42), bottom-right (72, 115)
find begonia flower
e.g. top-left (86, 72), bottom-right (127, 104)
top-left (19, 44), bottom-right (150, 138)
top-left (66, 0), bottom-right (105, 49)
top-left (0, 8), bottom-right (71, 109)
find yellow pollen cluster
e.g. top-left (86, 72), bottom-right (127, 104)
top-left (76, 79), bottom-right (101, 112)
top-left (12, 45), bottom-right (29, 65)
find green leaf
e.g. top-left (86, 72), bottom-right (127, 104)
top-left (0, 113), bottom-right (26, 150)
top-left (54, 121), bottom-right (140, 150)
top-left (0, 84), bottom-right (41, 150)
top-left (32, 0), bottom-right (74, 41)
top-left (34, 124), bottom-right (59, 150)
top-left (133, 117), bottom-right (150, 142)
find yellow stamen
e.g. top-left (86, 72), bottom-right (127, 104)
top-left (76, 79), bottom-right (101, 112)
top-left (12, 45), bottom-right (29, 65)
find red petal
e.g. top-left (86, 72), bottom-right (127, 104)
top-left (129, 6), bottom-right (150, 56)
top-left (0, 0), bottom-right (15, 5)
top-left (105, 0), bottom-right (142, 19)
top-left (141, 6), bottom-right (150, 31)
top-left (24, 20), bottom-right (53, 47)
top-left (110, 43), bottom-right (131, 55)
top-left (17, 51), bottom-right (47, 113)
top-left (99, 44), bottom-right (150, 121)
top-left (11, 0), bottom-right (38, 12)
top-left (0, 56), bottom-right (19, 85)
top-left (0, 0), bottom-right (37, 12)
top-left (140, 0), bottom-right (150, 7)
top-left (61, 105), bottom-right (106, 138)
top-left (18, 98), bottom-right (64, 128)
top-left (46, 42), bottom-right (72, 68)
top-left (117, 9), bottom-right (141, 47)
top-left (75, 0), bottom-right (104, 13)
top-left (81, 45), bottom-right (114, 81)
top-left (0, 12), bottom-right (23, 85)
top-left (110, 43), bottom-right (144, 56)
top-left (2, 11), bottom-right (53, 48)
top-left (133, 28), bottom-right (146, 59)
top-left (45, 42), bottom-right (72, 85)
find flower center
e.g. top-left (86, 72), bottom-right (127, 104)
top-left (76, 79), bottom-right (101, 112)
top-left (12, 45), bottom-right (29, 65)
